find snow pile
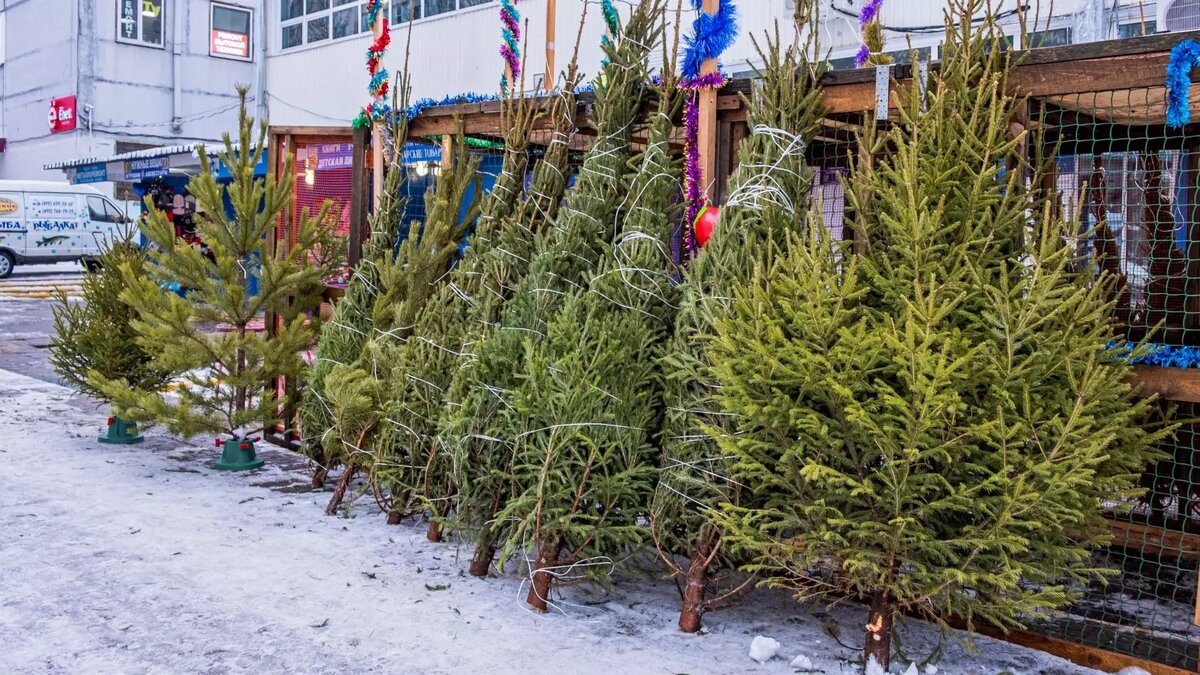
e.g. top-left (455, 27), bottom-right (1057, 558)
top-left (1115, 669), bottom-right (1152, 675)
top-left (790, 653), bottom-right (815, 670)
top-left (748, 635), bottom-right (780, 663)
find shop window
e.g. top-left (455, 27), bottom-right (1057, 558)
top-left (306, 0), bottom-right (330, 13)
top-left (1026, 27), bottom-right (1072, 49)
top-left (117, 0), bottom-right (165, 48)
top-left (279, 0), bottom-right (487, 51)
top-left (393, 0), bottom-right (421, 23)
top-left (282, 23), bottom-right (303, 48)
top-left (211, 4), bottom-right (253, 61)
top-left (459, 0), bottom-right (492, 7)
top-left (281, 0), bottom-right (304, 21)
top-left (1118, 21), bottom-right (1157, 38)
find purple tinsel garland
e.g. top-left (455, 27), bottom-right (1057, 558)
top-left (856, 0), bottom-right (884, 69)
top-left (680, 74), bottom-right (727, 258)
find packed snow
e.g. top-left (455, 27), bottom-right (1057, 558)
top-left (0, 367), bottom-right (1131, 674)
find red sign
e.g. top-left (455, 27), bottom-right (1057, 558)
top-left (211, 30), bottom-right (249, 59)
top-left (48, 96), bottom-right (77, 133)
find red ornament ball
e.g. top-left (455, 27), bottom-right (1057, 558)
top-left (693, 205), bottom-right (720, 247)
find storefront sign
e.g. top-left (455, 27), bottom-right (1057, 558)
top-left (123, 157), bottom-right (169, 181)
top-left (211, 29), bottom-right (249, 59)
top-left (49, 96), bottom-right (77, 133)
top-left (403, 143), bottom-right (442, 165)
top-left (315, 143), bottom-right (354, 172)
top-left (72, 163), bottom-right (109, 184)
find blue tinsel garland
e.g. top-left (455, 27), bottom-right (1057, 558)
top-left (1111, 341), bottom-right (1200, 368)
top-left (1167, 39), bottom-right (1200, 129)
top-left (403, 84), bottom-right (596, 122)
top-left (682, 0), bottom-right (739, 80)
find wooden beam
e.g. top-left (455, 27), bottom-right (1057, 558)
top-left (348, 125), bottom-right (369, 266)
top-left (545, 0), bottom-right (556, 92)
top-left (698, 0), bottom-right (719, 204)
top-left (1129, 366), bottom-right (1200, 404)
top-left (1107, 519), bottom-right (1200, 561)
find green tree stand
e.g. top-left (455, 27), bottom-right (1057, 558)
top-left (215, 437), bottom-right (265, 472)
top-left (98, 416), bottom-right (144, 445)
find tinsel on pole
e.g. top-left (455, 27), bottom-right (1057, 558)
top-left (354, 0), bottom-right (392, 128)
top-left (499, 0), bottom-right (522, 95)
top-left (855, 0), bottom-right (888, 68)
top-left (678, 1), bottom-right (736, 262)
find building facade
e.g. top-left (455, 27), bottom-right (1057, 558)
top-left (0, 0), bottom-right (261, 191)
top-left (264, 0), bottom-right (1184, 129)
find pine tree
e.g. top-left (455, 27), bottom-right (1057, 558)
top-left (650, 20), bottom-right (826, 632)
top-left (382, 27), bottom-right (590, 541)
top-left (299, 82), bottom-right (413, 487)
top-left (51, 227), bottom-right (173, 436)
top-left (321, 132), bottom-right (482, 516)
top-left (707, 5), bottom-right (1167, 670)
top-left (97, 90), bottom-right (332, 462)
top-left (496, 68), bottom-right (683, 612)
top-left (442, 0), bottom-right (664, 578)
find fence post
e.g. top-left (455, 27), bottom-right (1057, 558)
top-left (699, 0), bottom-right (719, 203)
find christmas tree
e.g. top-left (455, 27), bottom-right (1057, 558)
top-left (381, 23), bottom-right (589, 541)
top-left (442, 0), bottom-right (664, 578)
top-left (50, 227), bottom-right (173, 443)
top-left (651, 19), bottom-right (826, 632)
top-left (496, 61), bottom-right (683, 612)
top-left (321, 132), bottom-right (482, 516)
top-left (707, 5), bottom-right (1166, 670)
top-left (97, 90), bottom-right (334, 470)
top-left (299, 84), bottom-right (413, 488)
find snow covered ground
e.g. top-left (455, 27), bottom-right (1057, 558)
top-left (0, 367), bottom-right (1122, 675)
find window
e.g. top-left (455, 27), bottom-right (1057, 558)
top-left (117, 0), bottom-right (165, 48)
top-left (1118, 21), bottom-right (1157, 38)
top-left (280, 0), bottom-right (490, 50)
top-left (211, 4), bottom-right (253, 61)
top-left (87, 196), bottom-right (125, 224)
top-left (1026, 28), bottom-right (1072, 49)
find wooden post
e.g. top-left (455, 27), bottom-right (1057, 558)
top-left (371, 11), bottom-right (385, 211)
top-left (349, 125), bottom-right (369, 266)
top-left (441, 133), bottom-right (454, 172)
top-left (698, 0), bottom-right (719, 203)
top-left (545, 0), bottom-right (556, 91)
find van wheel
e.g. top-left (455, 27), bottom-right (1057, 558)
top-left (0, 251), bottom-right (13, 279)
top-left (84, 259), bottom-right (102, 273)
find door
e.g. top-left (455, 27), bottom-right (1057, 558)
top-left (25, 192), bottom-right (84, 259)
top-left (85, 195), bottom-right (125, 255)
top-left (0, 191), bottom-right (26, 261)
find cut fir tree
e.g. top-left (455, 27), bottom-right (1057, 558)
top-left (50, 226), bottom-right (173, 444)
top-left (299, 77), bottom-right (414, 488)
top-left (706, 3), bottom-right (1168, 670)
top-left (384, 21), bottom-right (590, 542)
top-left (96, 89), bottom-right (335, 470)
top-left (441, 0), bottom-right (664, 581)
top-left (651, 17), bottom-right (826, 633)
top-left (497, 69), bottom-right (683, 613)
top-left (321, 133), bottom-right (482, 517)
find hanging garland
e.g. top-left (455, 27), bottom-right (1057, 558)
top-left (1167, 39), bottom-right (1200, 128)
top-left (500, 0), bottom-right (522, 96)
top-left (353, 0), bottom-right (391, 129)
top-left (679, 1), bottom-right (737, 260)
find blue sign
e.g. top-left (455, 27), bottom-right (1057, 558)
top-left (124, 157), bottom-right (169, 181)
top-left (214, 151), bottom-right (268, 181)
top-left (72, 163), bottom-right (109, 184)
top-left (403, 142), bottom-right (441, 165)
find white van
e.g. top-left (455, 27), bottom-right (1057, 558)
top-left (0, 180), bottom-right (128, 279)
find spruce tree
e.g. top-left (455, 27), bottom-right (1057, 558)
top-left (321, 133), bottom-right (482, 515)
top-left (299, 83), bottom-right (413, 487)
top-left (707, 5), bottom-right (1167, 670)
top-left (97, 91), bottom-right (332, 463)
top-left (383, 29), bottom-right (589, 541)
top-left (51, 227), bottom-right (173, 440)
top-left (651, 19), bottom-right (826, 632)
top-left (442, 0), bottom-right (664, 578)
top-left (497, 69), bottom-right (683, 612)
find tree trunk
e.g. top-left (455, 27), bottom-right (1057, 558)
top-left (426, 519), bottom-right (442, 542)
top-left (862, 589), bottom-right (895, 672)
top-left (386, 510), bottom-right (403, 525)
top-left (525, 541), bottom-right (563, 613)
top-left (678, 553), bottom-right (711, 633)
top-left (324, 463), bottom-right (356, 516)
top-left (312, 463), bottom-right (328, 489)
top-left (469, 535), bottom-right (495, 577)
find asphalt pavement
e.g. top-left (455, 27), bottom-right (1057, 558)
top-left (0, 262), bottom-right (86, 385)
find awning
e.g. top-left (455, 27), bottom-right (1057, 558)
top-left (44, 143), bottom-right (258, 185)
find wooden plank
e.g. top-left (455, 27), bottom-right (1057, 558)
top-left (1107, 519), bottom-right (1200, 561)
top-left (545, 0), bottom-right (556, 91)
top-left (268, 125), bottom-right (353, 137)
top-left (1129, 366), bottom-right (1200, 404)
